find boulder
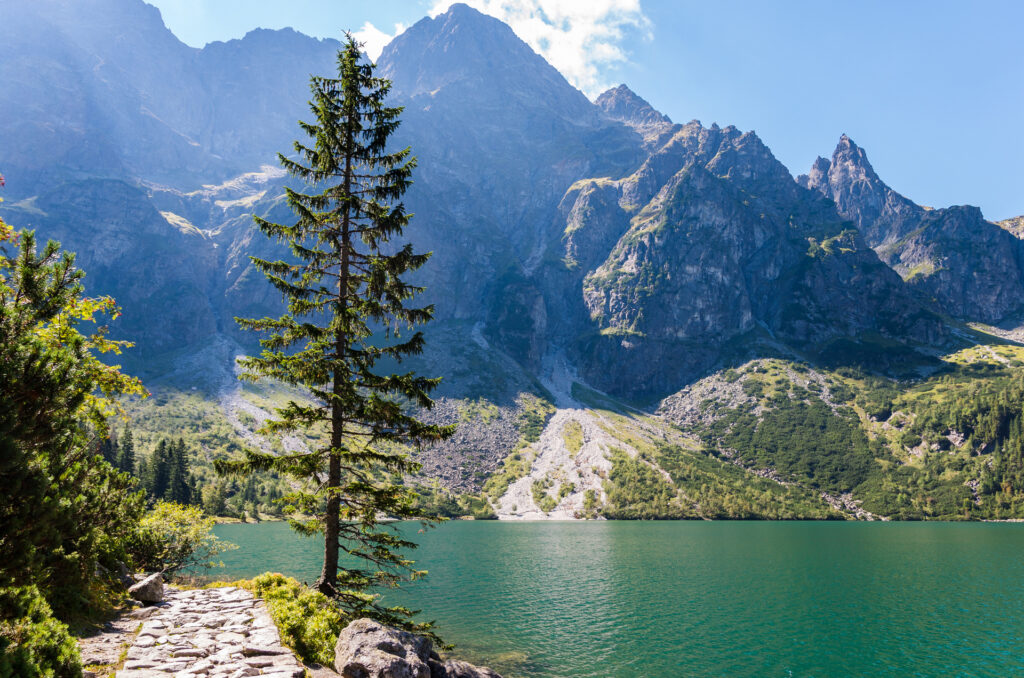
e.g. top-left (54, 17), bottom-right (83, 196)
top-left (127, 573), bottom-right (164, 604)
top-left (333, 619), bottom-right (501, 678)
top-left (334, 619), bottom-right (432, 678)
top-left (429, 658), bottom-right (502, 678)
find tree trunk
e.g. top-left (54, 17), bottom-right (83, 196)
top-left (317, 100), bottom-right (355, 596)
top-left (317, 418), bottom-right (342, 595)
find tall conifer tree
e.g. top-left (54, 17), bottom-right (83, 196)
top-left (143, 439), bottom-right (173, 500)
top-left (116, 424), bottom-right (135, 475)
top-left (166, 439), bottom-right (192, 504)
top-left (218, 36), bottom-right (452, 623)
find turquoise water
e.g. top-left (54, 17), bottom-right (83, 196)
top-left (212, 521), bottom-right (1024, 677)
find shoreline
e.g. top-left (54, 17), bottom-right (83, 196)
top-left (213, 516), bottom-right (1024, 524)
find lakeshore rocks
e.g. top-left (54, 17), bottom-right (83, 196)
top-left (128, 573), bottom-right (164, 604)
top-left (333, 619), bottom-right (501, 678)
top-left (432, 659), bottom-right (502, 678)
top-left (334, 619), bottom-right (432, 678)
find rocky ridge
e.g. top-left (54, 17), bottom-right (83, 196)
top-left (998, 215), bottom-right (1024, 239)
top-left (800, 135), bottom-right (1024, 323)
top-left (594, 84), bottom-right (674, 144)
top-left (548, 120), bottom-right (949, 398)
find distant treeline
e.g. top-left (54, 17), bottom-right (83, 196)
top-left (101, 426), bottom-right (284, 521)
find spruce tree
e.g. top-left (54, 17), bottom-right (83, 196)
top-left (166, 439), bottom-right (192, 504)
top-left (217, 36), bottom-right (453, 624)
top-left (149, 439), bottom-right (171, 499)
top-left (136, 456), bottom-right (148, 493)
top-left (116, 424), bottom-right (135, 475)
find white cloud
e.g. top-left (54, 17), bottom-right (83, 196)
top-left (352, 21), bottom-right (407, 61)
top-left (429, 0), bottom-right (651, 96)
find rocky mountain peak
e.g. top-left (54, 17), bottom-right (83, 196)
top-left (796, 156), bottom-right (831, 190)
top-left (800, 134), bottom-right (1024, 324)
top-left (377, 2), bottom-right (595, 123)
top-left (829, 133), bottom-right (882, 184)
top-left (800, 134), bottom-right (906, 244)
top-left (595, 84), bottom-right (672, 129)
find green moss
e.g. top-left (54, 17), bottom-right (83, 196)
top-left (903, 260), bottom-right (938, 281)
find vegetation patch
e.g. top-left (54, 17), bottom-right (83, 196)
top-left (482, 448), bottom-right (536, 500)
top-left (516, 394), bottom-right (556, 443)
top-left (602, 448), bottom-right (679, 519)
top-left (562, 420), bottom-right (584, 457)
top-left (238, 573), bottom-right (346, 666)
top-left (532, 477), bottom-right (557, 512)
top-left (0, 586), bottom-right (81, 678)
top-left (708, 397), bottom-right (877, 494)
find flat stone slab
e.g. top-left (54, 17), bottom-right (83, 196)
top-left (114, 587), bottom-right (305, 677)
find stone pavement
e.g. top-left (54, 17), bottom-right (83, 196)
top-left (116, 586), bottom-right (305, 678)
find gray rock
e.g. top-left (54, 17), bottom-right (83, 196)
top-left (432, 659), bottom-right (502, 678)
top-left (334, 619), bottom-right (501, 678)
top-left (333, 619), bottom-right (432, 678)
top-left (127, 573), bottom-right (164, 604)
top-left (242, 644), bottom-right (289, 656)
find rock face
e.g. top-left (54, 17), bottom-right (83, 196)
top-left (0, 0), bottom-right (1005, 413)
top-left (127, 573), bottom-right (164, 604)
top-left (799, 135), bottom-right (1024, 323)
top-left (0, 0), bottom-right (339, 188)
top-left (334, 619), bottom-right (501, 678)
top-left (998, 215), bottom-right (1024, 239)
top-left (545, 122), bottom-right (947, 397)
top-left (376, 3), bottom-right (643, 327)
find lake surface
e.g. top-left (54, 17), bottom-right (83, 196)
top-left (212, 521), bottom-right (1024, 677)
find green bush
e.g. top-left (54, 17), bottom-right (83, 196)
top-left (126, 501), bottom-right (236, 575)
top-left (0, 586), bottom-right (80, 678)
top-left (245, 573), bottom-right (346, 665)
top-left (900, 432), bottom-right (923, 449)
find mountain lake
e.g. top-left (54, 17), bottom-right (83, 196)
top-left (211, 520), bottom-right (1024, 677)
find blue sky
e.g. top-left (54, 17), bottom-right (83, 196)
top-left (148, 0), bottom-right (1023, 220)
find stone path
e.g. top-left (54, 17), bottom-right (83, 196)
top-left (116, 586), bottom-right (305, 678)
top-left (79, 613), bottom-right (139, 669)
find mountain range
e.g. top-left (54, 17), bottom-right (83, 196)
top-left (3, 0), bottom-right (1023, 520)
